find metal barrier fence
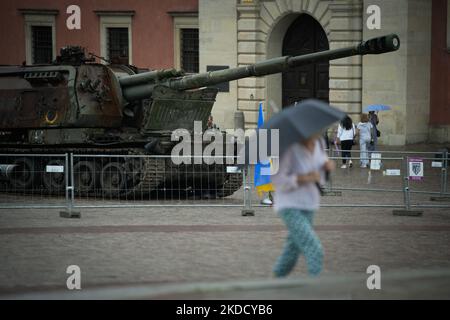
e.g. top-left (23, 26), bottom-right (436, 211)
top-left (1, 150), bottom-right (450, 216)
top-left (0, 153), bottom-right (69, 209)
top-left (247, 149), bottom-right (450, 214)
top-left (70, 154), bottom-right (244, 208)
top-left (0, 154), bottom-right (245, 213)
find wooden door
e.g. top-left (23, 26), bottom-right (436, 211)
top-left (282, 14), bottom-right (329, 107)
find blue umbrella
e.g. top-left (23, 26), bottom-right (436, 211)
top-left (364, 104), bottom-right (391, 112)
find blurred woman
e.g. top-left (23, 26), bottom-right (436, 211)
top-left (271, 134), bottom-right (335, 277)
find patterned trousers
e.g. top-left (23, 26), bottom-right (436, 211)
top-left (273, 208), bottom-right (323, 277)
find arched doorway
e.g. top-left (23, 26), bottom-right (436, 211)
top-left (282, 14), bottom-right (329, 107)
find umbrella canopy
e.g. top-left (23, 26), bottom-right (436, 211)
top-left (263, 99), bottom-right (345, 157)
top-left (364, 104), bottom-right (391, 112)
top-left (238, 99), bottom-right (346, 165)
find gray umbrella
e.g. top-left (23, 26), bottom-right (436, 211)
top-left (238, 99), bottom-right (346, 165)
top-left (263, 99), bottom-right (346, 156)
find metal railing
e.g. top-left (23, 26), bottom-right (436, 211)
top-left (249, 149), bottom-right (450, 212)
top-left (0, 149), bottom-right (449, 215)
top-left (0, 153), bottom-right (69, 209)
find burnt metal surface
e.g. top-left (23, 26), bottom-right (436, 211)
top-left (142, 85), bottom-right (217, 132)
top-left (0, 66), bottom-right (72, 129)
top-left (75, 64), bottom-right (123, 128)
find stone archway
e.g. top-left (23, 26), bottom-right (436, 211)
top-left (236, 0), bottom-right (362, 126)
top-left (263, 1), bottom-right (332, 117)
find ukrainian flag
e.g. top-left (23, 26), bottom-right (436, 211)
top-left (254, 102), bottom-right (275, 197)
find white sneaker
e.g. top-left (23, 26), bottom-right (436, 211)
top-left (261, 198), bottom-right (273, 205)
top-left (349, 160), bottom-right (353, 168)
top-left (340, 164), bottom-right (347, 169)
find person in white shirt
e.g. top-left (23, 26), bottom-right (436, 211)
top-left (356, 113), bottom-right (374, 168)
top-left (271, 134), bottom-right (335, 277)
top-left (336, 116), bottom-right (356, 169)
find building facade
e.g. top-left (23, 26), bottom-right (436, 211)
top-left (0, 0), bottom-right (198, 71)
top-left (0, 0), bottom-right (449, 145)
top-left (200, 0), bottom-right (450, 145)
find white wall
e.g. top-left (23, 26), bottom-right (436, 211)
top-left (199, 0), bottom-right (238, 131)
top-left (405, 0), bottom-right (432, 144)
top-left (362, 0), bottom-right (431, 145)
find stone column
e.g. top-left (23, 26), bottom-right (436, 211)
top-left (328, 0), bottom-right (364, 119)
top-left (236, 0), bottom-right (265, 128)
top-left (199, 0), bottom-right (238, 131)
top-left (362, 0), bottom-right (431, 145)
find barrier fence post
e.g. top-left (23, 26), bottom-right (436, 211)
top-left (60, 153), bottom-right (80, 218)
top-left (241, 165), bottom-right (255, 216)
top-left (443, 150), bottom-right (448, 194)
top-left (393, 156), bottom-right (423, 216)
top-left (321, 153), bottom-right (341, 196)
top-left (430, 150), bottom-right (450, 201)
top-left (439, 150), bottom-right (447, 196)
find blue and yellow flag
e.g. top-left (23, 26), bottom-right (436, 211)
top-left (254, 102), bottom-right (275, 197)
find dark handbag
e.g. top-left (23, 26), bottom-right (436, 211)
top-left (376, 129), bottom-right (381, 137)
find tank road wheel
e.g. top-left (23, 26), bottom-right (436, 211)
top-left (43, 159), bottom-right (66, 194)
top-left (100, 162), bottom-right (126, 197)
top-left (123, 159), bottom-right (142, 189)
top-left (9, 157), bottom-right (39, 190)
top-left (73, 161), bottom-right (99, 195)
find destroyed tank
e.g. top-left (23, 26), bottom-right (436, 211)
top-left (0, 34), bottom-right (400, 197)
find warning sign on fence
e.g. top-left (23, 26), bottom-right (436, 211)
top-left (370, 153), bottom-right (382, 170)
top-left (408, 157), bottom-right (424, 181)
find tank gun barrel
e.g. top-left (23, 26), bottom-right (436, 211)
top-left (119, 68), bottom-right (184, 87)
top-left (121, 34), bottom-right (399, 101)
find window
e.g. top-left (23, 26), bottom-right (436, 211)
top-left (170, 13), bottom-right (198, 72)
top-left (21, 11), bottom-right (57, 65)
top-left (107, 27), bottom-right (129, 64)
top-left (180, 28), bottom-right (199, 73)
top-left (32, 26), bottom-right (53, 64)
top-left (97, 12), bottom-right (134, 65)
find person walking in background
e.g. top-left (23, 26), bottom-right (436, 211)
top-left (323, 130), bottom-right (330, 150)
top-left (368, 111), bottom-right (379, 153)
top-left (336, 116), bottom-right (355, 169)
top-left (271, 134), bottom-right (335, 278)
top-left (206, 114), bottom-right (217, 130)
top-left (356, 113), bottom-right (373, 168)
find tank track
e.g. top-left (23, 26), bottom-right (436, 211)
top-left (216, 173), bottom-right (243, 198)
top-left (158, 161), bottom-right (243, 198)
top-left (0, 148), bottom-right (242, 198)
top-left (125, 150), bottom-right (166, 195)
top-left (0, 148), bottom-right (167, 197)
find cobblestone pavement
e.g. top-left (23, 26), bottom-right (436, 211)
top-left (0, 144), bottom-right (449, 299)
top-left (0, 205), bottom-right (449, 298)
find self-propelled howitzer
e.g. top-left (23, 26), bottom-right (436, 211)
top-left (0, 34), bottom-right (399, 197)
